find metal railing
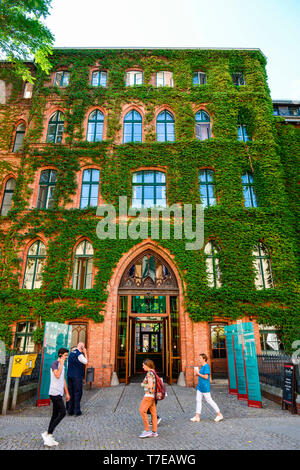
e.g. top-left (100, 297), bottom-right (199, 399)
top-left (0, 352), bottom-right (41, 394)
top-left (257, 354), bottom-right (300, 394)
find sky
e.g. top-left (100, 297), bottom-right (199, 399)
top-left (45, 0), bottom-right (300, 100)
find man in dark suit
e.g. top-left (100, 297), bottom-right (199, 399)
top-left (67, 342), bottom-right (88, 416)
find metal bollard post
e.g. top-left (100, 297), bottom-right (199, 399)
top-left (2, 356), bottom-right (14, 416)
top-left (11, 377), bottom-right (20, 411)
top-left (85, 367), bottom-right (94, 389)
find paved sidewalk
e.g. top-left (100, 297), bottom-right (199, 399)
top-left (0, 383), bottom-right (299, 450)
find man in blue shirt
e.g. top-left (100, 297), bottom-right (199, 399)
top-left (67, 342), bottom-right (88, 416)
top-left (190, 353), bottom-right (223, 423)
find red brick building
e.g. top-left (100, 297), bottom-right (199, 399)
top-left (1, 48), bottom-right (296, 388)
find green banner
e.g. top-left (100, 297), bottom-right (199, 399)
top-left (36, 322), bottom-right (72, 406)
top-left (241, 322), bottom-right (262, 407)
top-left (224, 325), bottom-right (237, 394)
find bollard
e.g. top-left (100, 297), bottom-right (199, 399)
top-left (2, 356), bottom-right (14, 416)
top-left (11, 377), bottom-right (20, 411)
top-left (85, 367), bottom-right (95, 389)
top-left (111, 371), bottom-right (119, 386)
top-left (177, 371), bottom-right (186, 387)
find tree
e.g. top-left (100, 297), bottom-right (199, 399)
top-left (0, 0), bottom-right (54, 82)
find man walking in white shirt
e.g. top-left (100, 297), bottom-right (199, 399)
top-left (66, 342), bottom-right (88, 416)
top-left (41, 347), bottom-right (70, 447)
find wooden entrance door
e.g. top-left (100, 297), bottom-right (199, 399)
top-left (126, 315), bottom-right (170, 383)
top-left (116, 293), bottom-right (180, 384)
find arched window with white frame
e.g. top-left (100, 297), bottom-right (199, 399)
top-left (156, 110), bottom-right (175, 142)
top-left (253, 242), bottom-right (274, 289)
top-left (204, 240), bottom-right (222, 288)
top-left (72, 240), bottom-right (94, 290)
top-left (46, 111), bottom-right (64, 143)
top-left (87, 110), bottom-right (104, 142)
top-left (123, 110), bottom-right (142, 143)
top-left (195, 110), bottom-right (211, 141)
top-left (1, 178), bottom-right (16, 216)
top-left (13, 123), bottom-right (26, 152)
top-left (22, 240), bottom-right (46, 289)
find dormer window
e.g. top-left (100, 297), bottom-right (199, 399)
top-left (193, 72), bottom-right (207, 86)
top-left (232, 73), bottom-right (245, 86)
top-left (54, 71), bottom-right (70, 87)
top-left (156, 71), bottom-right (174, 87)
top-left (125, 71), bottom-right (143, 86)
top-left (91, 70), bottom-right (107, 87)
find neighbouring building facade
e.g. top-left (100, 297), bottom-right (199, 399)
top-left (0, 48), bottom-right (299, 387)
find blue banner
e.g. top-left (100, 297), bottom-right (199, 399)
top-left (37, 322), bottom-right (72, 406)
top-left (241, 322), bottom-right (262, 407)
top-left (224, 325), bottom-right (237, 394)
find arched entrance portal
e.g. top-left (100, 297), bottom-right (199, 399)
top-left (116, 249), bottom-right (180, 384)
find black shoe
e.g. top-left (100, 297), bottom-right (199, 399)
top-left (68, 412), bottom-right (74, 416)
top-left (75, 412), bottom-right (82, 416)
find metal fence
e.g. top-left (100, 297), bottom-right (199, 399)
top-left (257, 354), bottom-right (300, 394)
top-left (0, 352), bottom-right (41, 394)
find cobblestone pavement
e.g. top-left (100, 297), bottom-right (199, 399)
top-left (0, 383), bottom-right (299, 450)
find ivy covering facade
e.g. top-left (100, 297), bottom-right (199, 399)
top-left (0, 48), bottom-right (299, 352)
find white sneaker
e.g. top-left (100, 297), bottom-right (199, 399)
top-left (139, 430), bottom-right (153, 439)
top-left (43, 433), bottom-right (58, 447)
top-left (190, 416), bottom-right (200, 422)
top-left (50, 435), bottom-right (59, 445)
top-left (214, 414), bottom-right (224, 422)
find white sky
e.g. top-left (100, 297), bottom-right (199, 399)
top-left (45, 0), bottom-right (300, 100)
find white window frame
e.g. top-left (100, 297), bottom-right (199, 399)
top-left (125, 71), bottom-right (143, 86)
top-left (156, 71), bottom-right (174, 87)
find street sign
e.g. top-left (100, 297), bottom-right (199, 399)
top-left (282, 363), bottom-right (296, 414)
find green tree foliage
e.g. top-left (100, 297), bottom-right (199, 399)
top-left (0, 0), bottom-right (54, 82)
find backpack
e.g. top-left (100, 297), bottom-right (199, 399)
top-left (150, 369), bottom-right (166, 401)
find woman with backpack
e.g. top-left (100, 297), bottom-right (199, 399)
top-left (139, 359), bottom-right (158, 438)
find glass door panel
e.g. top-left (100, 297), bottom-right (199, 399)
top-left (170, 296), bottom-right (180, 381)
top-left (131, 295), bottom-right (166, 313)
top-left (117, 296), bottom-right (127, 381)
